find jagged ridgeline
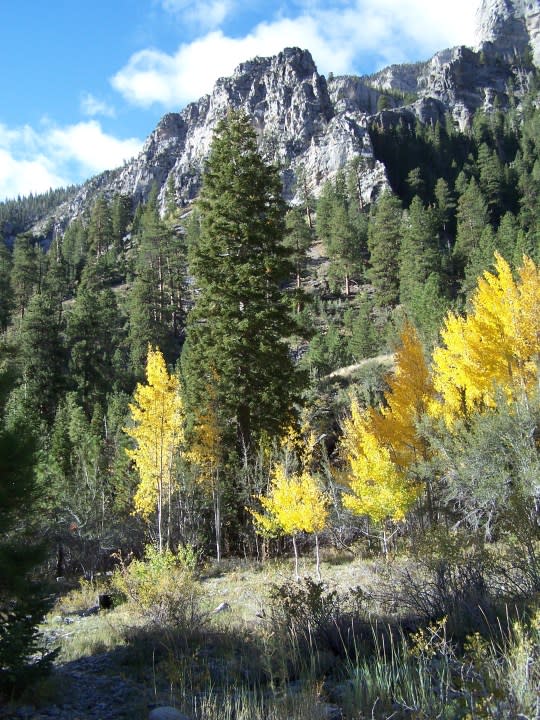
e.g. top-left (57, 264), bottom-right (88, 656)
top-left (0, 0), bottom-right (538, 246)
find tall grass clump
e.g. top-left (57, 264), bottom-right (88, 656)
top-left (343, 612), bottom-right (540, 719)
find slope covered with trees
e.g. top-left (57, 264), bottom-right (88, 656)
top-left (2, 83), bottom-right (540, 703)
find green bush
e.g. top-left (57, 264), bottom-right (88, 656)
top-left (112, 545), bottom-right (205, 630)
top-left (269, 577), bottom-right (366, 659)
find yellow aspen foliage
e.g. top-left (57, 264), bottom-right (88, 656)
top-left (279, 419), bottom-right (318, 473)
top-left (251, 421), bottom-right (328, 577)
top-left (251, 463), bottom-right (328, 538)
top-left (370, 321), bottom-right (434, 469)
top-left (339, 324), bottom-right (428, 525)
top-left (431, 253), bottom-right (540, 425)
top-left (187, 398), bottom-right (222, 489)
top-left (186, 387), bottom-right (224, 560)
top-left (340, 400), bottom-right (421, 523)
top-left (125, 347), bottom-right (184, 546)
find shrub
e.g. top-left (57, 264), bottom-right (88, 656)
top-left (391, 530), bottom-right (497, 637)
top-left (269, 577), bottom-right (366, 661)
top-left (111, 545), bottom-right (205, 630)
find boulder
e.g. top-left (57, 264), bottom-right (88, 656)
top-left (149, 707), bottom-right (191, 720)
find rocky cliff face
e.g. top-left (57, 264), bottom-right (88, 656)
top-left (47, 48), bottom-right (388, 235)
top-left (476, 0), bottom-right (540, 65)
top-left (37, 1), bottom-right (539, 239)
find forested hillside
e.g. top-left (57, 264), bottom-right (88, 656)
top-left (1, 80), bottom-right (540, 716)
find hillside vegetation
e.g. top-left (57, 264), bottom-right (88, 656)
top-left (1, 83), bottom-right (540, 717)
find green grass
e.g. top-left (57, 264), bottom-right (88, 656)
top-left (38, 552), bottom-right (540, 720)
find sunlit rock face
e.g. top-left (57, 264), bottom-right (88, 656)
top-left (476, 0), bottom-right (540, 65)
top-left (33, 3), bottom-right (539, 239)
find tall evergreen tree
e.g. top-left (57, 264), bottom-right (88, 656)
top-left (128, 190), bottom-right (185, 377)
top-left (182, 111), bottom-right (301, 459)
top-left (10, 235), bottom-right (38, 321)
top-left (284, 207), bottom-right (313, 292)
top-left (399, 196), bottom-right (441, 308)
top-left (0, 240), bottom-right (13, 332)
top-left (87, 194), bottom-right (113, 257)
top-left (367, 190), bottom-right (402, 306)
top-left (16, 291), bottom-right (65, 425)
top-left (316, 173), bottom-right (363, 295)
top-left (66, 283), bottom-right (127, 414)
top-left (0, 367), bottom-right (55, 696)
top-left (453, 178), bottom-right (490, 273)
top-left (61, 217), bottom-right (88, 289)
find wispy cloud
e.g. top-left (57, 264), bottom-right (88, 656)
top-left (159, 0), bottom-right (234, 29)
top-left (112, 0), bottom-right (477, 109)
top-left (0, 120), bottom-right (142, 201)
top-left (80, 92), bottom-right (116, 118)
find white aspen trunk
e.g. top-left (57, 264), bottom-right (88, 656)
top-left (214, 470), bottom-right (221, 563)
top-left (157, 475), bottom-right (163, 553)
top-left (315, 533), bottom-right (321, 581)
top-left (292, 534), bottom-right (299, 581)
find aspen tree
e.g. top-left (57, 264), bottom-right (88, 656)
top-left (125, 346), bottom-right (184, 551)
top-left (187, 383), bottom-right (223, 561)
top-left (340, 323), bottom-right (429, 550)
top-left (251, 426), bottom-right (328, 579)
top-left (431, 253), bottom-right (540, 425)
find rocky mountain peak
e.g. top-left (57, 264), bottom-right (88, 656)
top-left (29, 3), bottom-right (540, 241)
top-left (476, 0), bottom-right (540, 65)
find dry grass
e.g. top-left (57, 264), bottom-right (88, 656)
top-left (199, 550), bottom-right (387, 625)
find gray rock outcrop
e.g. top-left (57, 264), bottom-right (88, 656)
top-left (476, 0), bottom-right (540, 65)
top-left (30, 1), bottom-right (539, 241)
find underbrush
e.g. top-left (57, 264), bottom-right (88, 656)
top-left (39, 547), bottom-right (540, 720)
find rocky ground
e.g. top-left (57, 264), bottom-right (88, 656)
top-left (1, 555), bottom-right (385, 720)
top-left (1, 614), bottom-right (153, 720)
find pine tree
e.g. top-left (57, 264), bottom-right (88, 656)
top-left (284, 207), bottom-right (313, 292)
top-left (453, 178), bottom-right (490, 273)
top-left (87, 194), bottom-right (113, 257)
top-left (61, 218), bottom-right (88, 289)
top-left (316, 173), bottom-right (363, 296)
top-left (434, 177), bottom-right (456, 238)
top-left (10, 235), bottom-right (38, 321)
top-left (0, 368), bottom-right (55, 695)
top-left (66, 283), bottom-right (127, 414)
top-left (0, 240), bottom-right (13, 332)
top-left (128, 190), bottom-right (185, 377)
top-left (111, 193), bottom-right (133, 252)
top-left (17, 291), bottom-right (66, 425)
top-left (182, 111), bottom-right (301, 459)
top-left (399, 196), bottom-right (441, 308)
top-left (367, 191), bottom-right (402, 306)
top-left (348, 295), bottom-right (379, 361)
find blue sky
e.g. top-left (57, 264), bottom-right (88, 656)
top-left (0, 0), bottom-right (478, 200)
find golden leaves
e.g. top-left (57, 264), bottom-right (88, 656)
top-left (125, 346), bottom-right (184, 519)
top-left (431, 254), bottom-right (540, 425)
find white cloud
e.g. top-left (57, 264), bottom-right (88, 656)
top-left (80, 92), bottom-right (116, 118)
top-left (47, 120), bottom-right (141, 174)
top-left (0, 148), bottom-right (68, 200)
top-left (112, 0), bottom-right (478, 109)
top-left (0, 120), bottom-right (142, 201)
top-left (160, 0), bottom-right (233, 29)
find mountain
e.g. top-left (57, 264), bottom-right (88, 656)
top-left (476, 0), bottom-right (540, 64)
top-left (21, 0), bottom-right (540, 242)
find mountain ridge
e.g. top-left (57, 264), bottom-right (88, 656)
top-left (17, 0), bottom-right (540, 242)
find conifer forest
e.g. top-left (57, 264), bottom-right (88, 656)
top-left (1, 75), bottom-right (540, 719)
